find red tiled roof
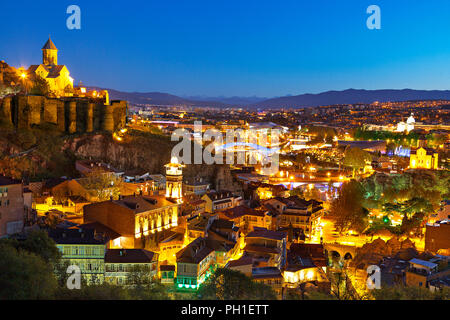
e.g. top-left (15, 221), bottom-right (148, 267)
top-left (246, 229), bottom-right (287, 241)
top-left (227, 256), bottom-right (253, 268)
top-left (220, 205), bottom-right (265, 219)
top-left (244, 245), bottom-right (280, 255)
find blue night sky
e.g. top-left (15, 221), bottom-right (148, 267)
top-left (1, 0), bottom-right (450, 97)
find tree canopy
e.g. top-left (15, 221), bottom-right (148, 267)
top-left (0, 244), bottom-right (58, 299)
top-left (79, 168), bottom-right (123, 201)
top-left (343, 147), bottom-right (371, 177)
top-left (329, 180), bottom-right (369, 234)
top-left (197, 268), bottom-right (277, 300)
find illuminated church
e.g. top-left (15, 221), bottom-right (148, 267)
top-left (396, 113), bottom-right (415, 133)
top-left (410, 147), bottom-right (438, 170)
top-left (28, 37), bottom-right (74, 95)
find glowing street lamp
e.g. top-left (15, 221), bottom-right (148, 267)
top-left (19, 72), bottom-right (28, 94)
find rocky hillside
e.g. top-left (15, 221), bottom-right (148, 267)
top-left (0, 120), bottom-right (243, 193)
top-left (64, 133), bottom-right (172, 174)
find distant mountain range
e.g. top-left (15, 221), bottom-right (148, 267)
top-left (251, 89), bottom-right (450, 108)
top-left (88, 88), bottom-right (230, 108)
top-left (183, 95), bottom-right (268, 106)
top-left (90, 87), bottom-right (450, 109)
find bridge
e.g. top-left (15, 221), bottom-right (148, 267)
top-left (323, 242), bottom-right (359, 261)
top-left (215, 142), bottom-right (280, 156)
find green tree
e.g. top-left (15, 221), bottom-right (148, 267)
top-left (30, 75), bottom-right (51, 96)
top-left (371, 286), bottom-right (450, 300)
top-left (0, 244), bottom-right (58, 299)
top-left (343, 147), bottom-right (371, 178)
top-left (56, 282), bottom-right (131, 300)
top-left (329, 180), bottom-right (369, 234)
top-left (327, 270), bottom-right (366, 300)
top-left (126, 265), bottom-right (170, 300)
top-left (289, 186), bottom-right (304, 197)
top-left (79, 168), bottom-right (123, 201)
top-left (197, 268), bottom-right (277, 300)
top-left (304, 186), bottom-right (322, 201)
top-left (16, 230), bottom-right (61, 264)
top-left (288, 222), bottom-right (294, 242)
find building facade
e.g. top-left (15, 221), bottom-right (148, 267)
top-left (410, 147), bottom-right (439, 169)
top-left (105, 249), bottom-right (159, 286)
top-left (176, 237), bottom-right (216, 290)
top-left (83, 195), bottom-right (180, 249)
top-left (0, 176), bottom-right (31, 237)
top-left (201, 191), bottom-right (242, 213)
top-left (49, 228), bottom-right (107, 284)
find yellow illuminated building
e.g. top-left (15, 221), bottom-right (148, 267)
top-left (256, 187), bottom-right (273, 200)
top-left (27, 37), bottom-right (74, 96)
top-left (165, 156), bottom-right (185, 202)
top-left (410, 147), bottom-right (438, 169)
top-left (34, 195), bottom-right (89, 215)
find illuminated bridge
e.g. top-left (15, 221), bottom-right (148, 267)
top-left (214, 142), bottom-right (280, 156)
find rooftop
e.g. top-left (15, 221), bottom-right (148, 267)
top-left (246, 229), bottom-right (287, 241)
top-left (160, 264), bottom-right (176, 271)
top-left (115, 195), bottom-right (178, 214)
top-left (227, 255), bottom-right (253, 268)
top-left (287, 243), bottom-right (327, 269)
top-left (204, 190), bottom-right (236, 201)
top-left (79, 221), bottom-right (121, 240)
top-left (252, 267), bottom-right (282, 279)
top-left (176, 237), bottom-right (214, 264)
top-left (0, 175), bottom-right (21, 186)
top-left (220, 205), bottom-right (265, 219)
top-left (409, 258), bottom-right (438, 269)
top-left (48, 228), bottom-right (107, 245)
top-left (42, 37), bottom-right (58, 50)
top-left (105, 249), bottom-right (157, 264)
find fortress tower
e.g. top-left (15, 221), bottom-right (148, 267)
top-left (165, 156), bottom-right (185, 203)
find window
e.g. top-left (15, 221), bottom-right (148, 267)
top-left (0, 187), bottom-right (8, 197)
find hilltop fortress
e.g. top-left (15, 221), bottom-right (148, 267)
top-left (0, 95), bottom-right (127, 133)
top-left (0, 38), bottom-right (127, 133)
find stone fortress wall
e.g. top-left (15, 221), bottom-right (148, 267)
top-left (0, 95), bottom-right (127, 133)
